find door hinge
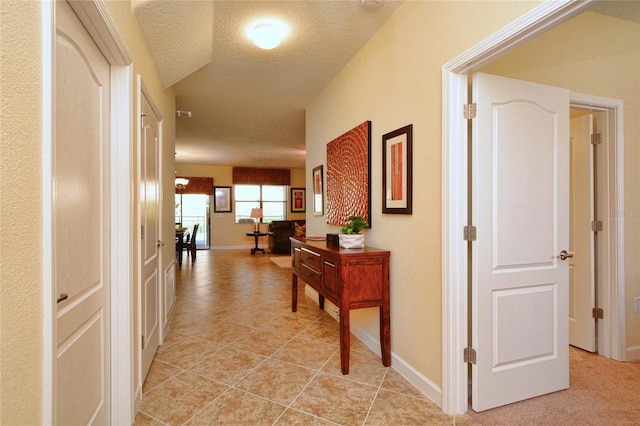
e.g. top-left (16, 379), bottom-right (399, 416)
top-left (590, 133), bottom-right (602, 145)
top-left (464, 225), bottom-right (477, 241)
top-left (140, 113), bottom-right (147, 129)
top-left (141, 335), bottom-right (145, 349)
top-left (141, 225), bottom-right (145, 239)
top-left (464, 347), bottom-right (477, 364)
top-left (463, 103), bottom-right (477, 119)
top-left (591, 220), bottom-right (603, 232)
top-left (593, 307), bottom-right (604, 319)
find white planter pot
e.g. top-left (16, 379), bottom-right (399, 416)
top-left (339, 233), bottom-right (365, 249)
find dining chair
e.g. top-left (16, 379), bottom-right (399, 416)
top-left (182, 223), bottom-right (199, 262)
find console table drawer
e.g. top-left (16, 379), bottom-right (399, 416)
top-left (301, 248), bottom-right (322, 271)
top-left (300, 262), bottom-right (322, 288)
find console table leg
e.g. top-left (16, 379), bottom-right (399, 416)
top-left (291, 275), bottom-right (298, 312)
top-left (339, 305), bottom-right (350, 374)
top-left (380, 305), bottom-right (391, 367)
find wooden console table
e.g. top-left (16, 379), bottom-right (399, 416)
top-left (290, 237), bottom-right (390, 374)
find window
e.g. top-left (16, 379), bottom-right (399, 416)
top-left (234, 184), bottom-right (287, 224)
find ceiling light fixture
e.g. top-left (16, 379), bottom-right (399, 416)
top-left (246, 19), bottom-right (289, 50)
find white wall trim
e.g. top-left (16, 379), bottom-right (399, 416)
top-left (42, 1), bottom-right (55, 423)
top-left (627, 345), bottom-right (640, 362)
top-left (441, 0), bottom-right (600, 416)
top-left (570, 93), bottom-right (625, 361)
top-left (110, 64), bottom-right (134, 425)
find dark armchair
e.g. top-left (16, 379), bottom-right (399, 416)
top-left (268, 220), bottom-right (305, 254)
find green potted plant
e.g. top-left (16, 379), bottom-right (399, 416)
top-left (339, 215), bottom-right (369, 248)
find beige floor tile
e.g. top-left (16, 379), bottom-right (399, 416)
top-left (291, 373), bottom-right (377, 425)
top-left (184, 388), bottom-right (286, 426)
top-left (365, 389), bottom-right (453, 425)
top-left (234, 358), bottom-right (316, 405)
top-left (133, 411), bottom-right (166, 426)
top-left (154, 336), bottom-right (221, 369)
top-left (258, 314), bottom-right (315, 337)
top-left (139, 371), bottom-right (228, 425)
top-left (296, 320), bottom-right (340, 345)
top-left (143, 359), bottom-right (183, 394)
top-left (186, 319), bottom-right (252, 345)
top-left (230, 329), bottom-right (293, 356)
top-left (380, 368), bottom-right (429, 399)
top-left (272, 337), bottom-right (337, 370)
top-left (274, 408), bottom-right (337, 425)
top-left (188, 346), bottom-right (266, 385)
top-left (322, 348), bottom-right (387, 386)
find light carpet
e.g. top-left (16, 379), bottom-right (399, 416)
top-left (269, 256), bottom-right (292, 268)
top-left (467, 355), bottom-right (640, 425)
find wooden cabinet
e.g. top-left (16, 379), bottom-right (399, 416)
top-left (291, 237), bottom-right (390, 374)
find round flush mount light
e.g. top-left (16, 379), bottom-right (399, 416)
top-left (246, 19), bottom-right (289, 50)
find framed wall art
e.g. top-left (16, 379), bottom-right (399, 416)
top-left (312, 165), bottom-right (324, 216)
top-left (326, 121), bottom-right (371, 226)
top-left (214, 186), bottom-right (232, 212)
top-left (291, 187), bottom-right (306, 212)
top-left (382, 124), bottom-right (413, 214)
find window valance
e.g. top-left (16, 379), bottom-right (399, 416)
top-left (232, 167), bottom-right (291, 185)
top-left (175, 177), bottom-right (214, 195)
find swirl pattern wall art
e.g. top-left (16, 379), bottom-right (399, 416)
top-left (326, 121), bottom-right (371, 227)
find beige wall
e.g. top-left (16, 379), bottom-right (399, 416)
top-left (0, 0), bottom-right (175, 422)
top-left (175, 164), bottom-right (306, 249)
top-left (480, 11), bottom-right (640, 354)
top-left (0, 2), bottom-right (44, 423)
top-left (305, 0), bottom-right (541, 387)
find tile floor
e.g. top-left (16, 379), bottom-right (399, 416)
top-left (134, 249), bottom-right (475, 425)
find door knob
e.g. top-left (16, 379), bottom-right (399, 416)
top-left (57, 293), bottom-right (69, 303)
top-left (558, 250), bottom-right (573, 260)
top-left (157, 240), bottom-right (165, 247)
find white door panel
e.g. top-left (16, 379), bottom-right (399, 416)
top-left (569, 114), bottom-right (596, 352)
top-left (55, 1), bottom-right (110, 423)
top-left (472, 72), bottom-right (569, 411)
top-left (140, 93), bottom-right (161, 380)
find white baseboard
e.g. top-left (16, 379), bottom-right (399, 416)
top-left (303, 285), bottom-right (443, 408)
top-left (627, 345), bottom-right (640, 362)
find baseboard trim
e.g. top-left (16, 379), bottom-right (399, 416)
top-left (626, 345), bottom-right (640, 362)
top-left (303, 285), bottom-right (443, 408)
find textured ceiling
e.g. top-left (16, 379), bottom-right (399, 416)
top-left (133, 0), bottom-right (403, 169)
top-left (133, 1), bottom-right (637, 170)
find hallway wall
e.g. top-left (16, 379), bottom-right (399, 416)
top-left (305, 0), bottom-right (542, 392)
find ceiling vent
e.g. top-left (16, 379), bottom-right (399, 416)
top-left (361, 0), bottom-right (382, 10)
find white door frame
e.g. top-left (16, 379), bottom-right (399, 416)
top-left (42, 1), bottom-right (134, 424)
top-left (136, 76), bottom-right (164, 390)
top-left (441, 0), bottom-right (625, 415)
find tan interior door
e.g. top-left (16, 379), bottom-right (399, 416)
top-left (569, 113), bottom-right (596, 352)
top-left (140, 93), bottom-right (161, 380)
top-left (471, 72), bottom-right (570, 411)
top-left (55, 1), bottom-right (110, 423)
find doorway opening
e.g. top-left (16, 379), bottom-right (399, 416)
top-left (175, 194), bottom-right (211, 249)
top-left (441, 2), bottom-right (626, 414)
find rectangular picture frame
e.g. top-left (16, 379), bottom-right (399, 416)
top-left (312, 165), bottom-right (324, 216)
top-left (291, 187), bottom-right (306, 212)
top-left (214, 186), bottom-right (232, 213)
top-left (382, 124), bottom-right (413, 214)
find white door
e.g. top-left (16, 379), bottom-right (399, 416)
top-left (569, 113), bottom-right (596, 352)
top-left (55, 1), bottom-right (110, 423)
top-left (471, 72), bottom-right (570, 411)
top-left (140, 92), bottom-right (161, 380)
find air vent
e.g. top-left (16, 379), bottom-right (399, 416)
top-left (176, 110), bottom-right (192, 118)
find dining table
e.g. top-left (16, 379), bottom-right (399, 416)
top-left (175, 227), bottom-right (190, 267)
